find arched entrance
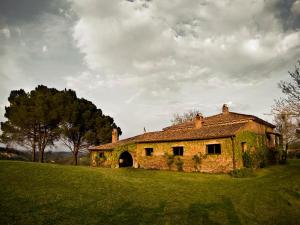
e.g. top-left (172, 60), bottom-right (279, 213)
top-left (119, 151), bottom-right (133, 167)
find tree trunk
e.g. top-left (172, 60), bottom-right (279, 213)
top-left (38, 144), bottom-right (45, 163)
top-left (31, 143), bottom-right (36, 162)
top-left (38, 149), bottom-right (44, 163)
top-left (73, 150), bottom-right (78, 165)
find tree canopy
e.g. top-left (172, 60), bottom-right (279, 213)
top-left (0, 85), bottom-right (122, 164)
top-left (274, 61), bottom-right (300, 116)
top-left (272, 61), bottom-right (300, 149)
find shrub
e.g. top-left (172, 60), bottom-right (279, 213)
top-left (230, 168), bottom-right (255, 178)
top-left (174, 157), bottom-right (184, 171)
top-left (95, 155), bottom-right (106, 166)
top-left (279, 159), bottom-right (287, 165)
top-left (192, 153), bottom-right (207, 172)
top-left (242, 151), bottom-right (254, 168)
top-left (259, 160), bottom-right (267, 168)
top-left (164, 153), bottom-right (174, 170)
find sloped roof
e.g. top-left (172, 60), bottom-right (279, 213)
top-left (89, 122), bottom-right (246, 150)
top-left (163, 112), bottom-right (275, 131)
top-left (88, 135), bottom-right (143, 150)
top-left (138, 122), bottom-right (246, 143)
top-left (89, 111), bottom-right (275, 151)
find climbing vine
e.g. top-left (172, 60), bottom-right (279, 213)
top-left (164, 152), bottom-right (174, 170)
top-left (192, 152), bottom-right (207, 172)
top-left (174, 157), bottom-right (184, 171)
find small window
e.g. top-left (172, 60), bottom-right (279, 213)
top-left (145, 148), bottom-right (153, 156)
top-left (207, 144), bottom-right (221, 155)
top-left (173, 147), bottom-right (184, 156)
top-left (99, 152), bottom-right (104, 158)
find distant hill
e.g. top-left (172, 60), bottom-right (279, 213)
top-left (44, 151), bottom-right (90, 166)
top-left (0, 147), bottom-right (31, 161)
top-left (0, 147), bottom-right (90, 165)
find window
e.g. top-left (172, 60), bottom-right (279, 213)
top-left (145, 148), bottom-right (153, 156)
top-left (99, 152), bottom-right (104, 158)
top-left (173, 146), bottom-right (184, 156)
top-left (241, 142), bottom-right (247, 153)
top-left (207, 144), bottom-right (221, 155)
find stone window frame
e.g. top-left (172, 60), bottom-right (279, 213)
top-left (173, 146), bottom-right (184, 156)
top-left (145, 148), bottom-right (154, 156)
top-left (206, 144), bottom-right (221, 155)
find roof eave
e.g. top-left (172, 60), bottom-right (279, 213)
top-left (137, 135), bottom-right (235, 144)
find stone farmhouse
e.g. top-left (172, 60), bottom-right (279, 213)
top-left (89, 104), bottom-right (281, 173)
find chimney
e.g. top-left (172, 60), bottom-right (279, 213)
top-left (195, 114), bottom-right (203, 129)
top-left (112, 128), bottom-right (119, 143)
top-left (222, 104), bottom-right (229, 114)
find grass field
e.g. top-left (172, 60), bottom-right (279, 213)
top-left (0, 160), bottom-right (300, 225)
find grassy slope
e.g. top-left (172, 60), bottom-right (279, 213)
top-left (0, 161), bottom-right (299, 225)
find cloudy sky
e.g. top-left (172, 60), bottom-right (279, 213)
top-left (0, 0), bottom-right (300, 140)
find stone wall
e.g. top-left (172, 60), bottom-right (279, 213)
top-left (90, 121), bottom-right (273, 173)
top-left (136, 138), bottom-right (238, 173)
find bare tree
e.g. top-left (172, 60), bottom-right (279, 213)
top-left (272, 61), bottom-right (300, 150)
top-left (275, 61), bottom-right (300, 116)
top-left (274, 113), bottom-right (298, 149)
top-left (171, 109), bottom-right (202, 125)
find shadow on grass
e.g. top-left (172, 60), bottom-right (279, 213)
top-left (92, 198), bottom-right (241, 225)
top-left (188, 198), bottom-right (241, 225)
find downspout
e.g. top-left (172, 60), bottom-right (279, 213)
top-left (231, 136), bottom-right (236, 170)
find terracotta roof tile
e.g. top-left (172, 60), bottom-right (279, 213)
top-left (88, 135), bottom-right (143, 150)
top-left (89, 111), bottom-right (275, 151)
top-left (89, 122), bottom-right (246, 150)
top-left (163, 112), bottom-right (275, 131)
top-left (139, 122), bottom-right (246, 143)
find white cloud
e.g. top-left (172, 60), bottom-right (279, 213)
top-left (70, 0), bottom-right (300, 87)
top-left (42, 45), bottom-right (48, 53)
top-left (1, 27), bottom-right (11, 39)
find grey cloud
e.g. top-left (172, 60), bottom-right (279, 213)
top-left (271, 0), bottom-right (300, 31)
top-left (70, 0), bottom-right (300, 87)
top-left (0, 0), bottom-right (71, 26)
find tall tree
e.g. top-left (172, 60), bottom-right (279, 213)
top-left (60, 92), bottom-right (122, 165)
top-left (1, 86), bottom-right (63, 163)
top-left (30, 85), bottom-right (62, 162)
top-left (275, 60), bottom-right (300, 116)
top-left (1, 90), bottom-right (38, 161)
top-left (273, 61), bottom-right (300, 150)
top-left (1, 85), bottom-right (122, 164)
top-left (274, 113), bottom-right (298, 149)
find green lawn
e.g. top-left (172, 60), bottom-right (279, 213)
top-left (0, 161), bottom-right (300, 225)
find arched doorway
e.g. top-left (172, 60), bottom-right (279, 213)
top-left (119, 151), bottom-right (133, 167)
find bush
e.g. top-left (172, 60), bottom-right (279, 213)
top-left (164, 153), bottom-right (174, 170)
top-left (242, 151), bottom-right (254, 168)
top-left (259, 161), bottom-right (267, 168)
top-left (174, 157), bottom-right (184, 171)
top-left (230, 168), bottom-right (255, 178)
top-left (192, 153), bottom-right (207, 172)
top-left (279, 159), bottom-right (287, 165)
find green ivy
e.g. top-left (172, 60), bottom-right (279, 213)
top-left (192, 153), bottom-right (207, 172)
top-left (164, 152), bottom-right (174, 170)
top-left (174, 157), bottom-right (184, 171)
